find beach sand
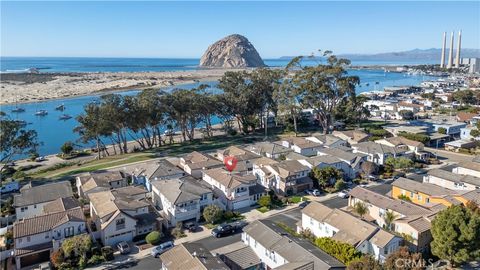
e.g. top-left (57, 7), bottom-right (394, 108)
top-left (0, 69), bottom-right (240, 105)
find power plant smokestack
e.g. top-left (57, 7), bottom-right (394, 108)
top-left (447, 31), bottom-right (454, 69)
top-left (455, 30), bottom-right (462, 68)
top-left (440, 32), bottom-right (446, 68)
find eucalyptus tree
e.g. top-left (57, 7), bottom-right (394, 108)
top-left (194, 85), bottom-right (217, 137)
top-left (75, 102), bottom-right (111, 159)
top-left (99, 94), bottom-right (129, 154)
top-left (290, 51), bottom-right (360, 134)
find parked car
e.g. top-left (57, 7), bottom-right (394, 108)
top-left (116, 241), bottom-right (130, 254)
top-left (151, 241), bottom-right (174, 258)
top-left (305, 189), bottom-right (321, 196)
top-left (35, 156), bottom-right (46, 162)
top-left (184, 221), bottom-right (198, 232)
top-left (211, 221), bottom-right (247, 238)
top-left (299, 201), bottom-right (311, 209)
top-left (0, 181), bottom-right (20, 194)
top-left (36, 262), bottom-right (51, 270)
top-left (337, 191), bottom-right (349, 199)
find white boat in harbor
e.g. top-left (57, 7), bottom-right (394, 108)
top-left (34, 110), bottom-right (48, 116)
top-left (11, 107), bottom-right (25, 113)
top-left (59, 114), bottom-right (72, 120)
top-left (55, 104), bottom-right (66, 111)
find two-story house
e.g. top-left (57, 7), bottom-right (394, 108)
top-left (252, 157), bottom-right (279, 188)
top-left (424, 169), bottom-right (480, 191)
top-left (216, 146), bottom-right (261, 174)
top-left (260, 160), bottom-right (313, 195)
top-left (348, 187), bottom-right (435, 252)
top-left (13, 207), bottom-right (86, 269)
top-left (179, 151), bottom-right (223, 178)
top-left (316, 148), bottom-right (367, 178)
top-left (306, 134), bottom-right (348, 148)
top-left (392, 177), bottom-right (458, 206)
top-left (131, 159), bottom-right (185, 191)
top-left (89, 186), bottom-right (159, 246)
top-left (332, 130), bottom-right (370, 145)
top-left (300, 155), bottom-right (355, 180)
top-left (452, 161), bottom-right (480, 178)
top-left (245, 142), bottom-right (293, 160)
top-left (160, 242), bottom-right (229, 270)
top-left (76, 171), bottom-right (128, 199)
top-left (352, 142), bottom-right (408, 165)
top-left (375, 137), bottom-right (429, 161)
top-left (151, 176), bottom-right (213, 227)
top-left (202, 168), bottom-right (265, 210)
top-left (299, 202), bottom-right (402, 262)
top-left (242, 219), bottom-right (345, 270)
top-left (279, 137), bottom-right (322, 157)
top-left (14, 181), bottom-right (74, 220)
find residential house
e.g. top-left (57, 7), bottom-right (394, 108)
top-left (76, 171), bottom-right (128, 198)
top-left (419, 120), bottom-right (467, 139)
top-left (216, 146), bottom-right (261, 173)
top-left (221, 245), bottom-right (262, 270)
top-left (299, 202), bottom-right (402, 262)
top-left (259, 160), bottom-right (313, 195)
top-left (332, 130), bottom-right (370, 145)
top-left (428, 189), bottom-right (480, 207)
top-left (305, 134), bottom-right (348, 148)
top-left (456, 112), bottom-right (478, 124)
top-left (14, 181), bottom-right (74, 220)
top-left (160, 242), bottom-right (229, 270)
top-left (89, 186), bottom-right (159, 246)
top-left (348, 187), bottom-right (434, 252)
top-left (179, 151), bottom-right (223, 178)
top-left (151, 176), bottom-right (213, 227)
top-left (131, 159), bottom-right (185, 191)
top-left (252, 157), bottom-right (279, 188)
top-left (375, 137), bottom-right (429, 161)
top-left (299, 155), bottom-right (354, 180)
top-left (397, 101), bottom-right (425, 113)
top-left (460, 127), bottom-right (480, 141)
top-left (392, 177), bottom-right (458, 206)
top-left (13, 207), bottom-right (86, 269)
top-left (424, 169), bottom-right (480, 191)
top-left (279, 137), bottom-right (322, 157)
top-left (242, 219), bottom-right (345, 270)
top-left (352, 142), bottom-right (408, 165)
top-left (202, 168), bottom-right (265, 210)
top-left (444, 139), bottom-right (477, 151)
top-left (452, 161), bottom-right (480, 177)
top-left (43, 197), bottom-right (81, 214)
top-left (316, 148), bottom-right (367, 178)
top-left (245, 142), bottom-right (293, 160)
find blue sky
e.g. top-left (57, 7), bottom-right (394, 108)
top-left (2, 1), bottom-right (479, 58)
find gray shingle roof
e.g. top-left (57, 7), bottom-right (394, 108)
top-left (223, 246), bottom-right (261, 269)
top-left (354, 142), bottom-right (406, 155)
top-left (43, 197), bottom-right (81, 214)
top-left (14, 181), bottom-right (73, 207)
top-left (160, 243), bottom-right (229, 270)
top-left (393, 177), bottom-right (457, 196)
top-left (152, 177), bottom-right (212, 205)
top-left (428, 169), bottom-right (480, 187)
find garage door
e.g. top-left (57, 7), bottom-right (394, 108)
top-left (232, 199), bottom-right (251, 210)
top-left (105, 231), bottom-right (134, 246)
top-left (20, 250), bottom-right (50, 268)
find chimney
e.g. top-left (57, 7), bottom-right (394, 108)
top-left (447, 31), bottom-right (454, 69)
top-left (440, 32), bottom-right (446, 68)
top-left (455, 30), bottom-right (462, 68)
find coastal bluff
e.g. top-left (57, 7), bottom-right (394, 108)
top-left (200, 34), bottom-right (265, 68)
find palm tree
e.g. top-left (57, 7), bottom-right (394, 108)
top-left (384, 210), bottom-right (398, 231)
top-left (354, 201), bottom-right (368, 219)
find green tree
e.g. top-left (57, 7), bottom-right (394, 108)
top-left (273, 71), bottom-right (301, 135)
top-left (385, 157), bottom-right (414, 171)
top-left (310, 166), bottom-right (343, 188)
top-left (203, 204), bottom-right (223, 224)
top-left (258, 195), bottom-right (272, 208)
top-left (334, 179), bottom-right (346, 191)
top-left (315, 237), bottom-right (362, 265)
top-left (438, 127), bottom-right (447, 134)
top-left (397, 194), bottom-right (412, 202)
top-left (353, 201), bottom-right (368, 219)
top-left (453, 89), bottom-right (477, 105)
top-left (0, 116), bottom-right (40, 170)
top-left (383, 210), bottom-right (398, 231)
top-left (398, 110), bottom-right (414, 120)
top-left (431, 204), bottom-right (480, 266)
top-left (145, 231), bottom-right (162, 245)
top-left (60, 141), bottom-right (74, 156)
top-left (347, 256), bottom-right (383, 270)
top-left (384, 246), bottom-right (423, 270)
top-left (397, 132), bottom-right (430, 144)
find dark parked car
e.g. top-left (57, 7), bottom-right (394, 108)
top-left (212, 224), bottom-right (236, 238)
top-left (184, 221), bottom-right (198, 232)
top-left (299, 201), bottom-right (311, 209)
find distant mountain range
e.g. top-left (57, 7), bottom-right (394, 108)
top-left (280, 48), bottom-right (480, 61)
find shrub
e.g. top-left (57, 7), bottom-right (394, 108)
top-left (101, 246), bottom-right (114, 261)
top-left (172, 222), bottom-right (186, 239)
top-left (145, 231), bottom-right (162, 245)
top-left (12, 170), bottom-right (28, 180)
top-left (258, 195), bottom-right (272, 208)
top-left (398, 194), bottom-right (412, 202)
top-left (290, 196), bottom-right (304, 204)
top-left (397, 132), bottom-right (430, 144)
top-left (438, 127), bottom-right (447, 134)
top-left (203, 205), bottom-right (223, 224)
top-left (257, 206), bottom-right (269, 213)
top-left (315, 237), bottom-right (362, 265)
top-left (50, 249), bottom-right (65, 269)
top-left (87, 255), bottom-right (104, 266)
top-left (334, 179), bottom-right (346, 191)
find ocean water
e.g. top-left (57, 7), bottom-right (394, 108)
top-left (0, 57), bottom-right (436, 157)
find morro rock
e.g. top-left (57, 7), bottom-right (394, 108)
top-left (200, 34), bottom-right (265, 68)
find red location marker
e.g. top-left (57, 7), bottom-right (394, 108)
top-left (224, 156), bottom-right (238, 172)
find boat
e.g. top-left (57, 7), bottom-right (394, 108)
top-left (55, 104), bottom-right (66, 111)
top-left (34, 110), bottom-right (48, 116)
top-left (11, 107), bottom-right (25, 113)
top-left (59, 114), bottom-right (72, 120)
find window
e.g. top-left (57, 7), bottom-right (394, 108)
top-left (116, 218), bottom-right (126, 230)
top-left (26, 236), bottom-right (30, 242)
top-left (45, 232), bottom-right (49, 239)
top-left (310, 217), bottom-right (314, 225)
top-left (18, 238), bottom-right (22, 244)
top-left (34, 205), bottom-right (37, 209)
top-left (426, 198), bottom-right (430, 203)
top-left (64, 226), bottom-right (74, 237)
top-left (410, 192), bottom-right (414, 198)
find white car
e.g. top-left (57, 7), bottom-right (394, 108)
top-left (337, 191), bottom-right (349, 199)
top-left (151, 241), bottom-right (174, 258)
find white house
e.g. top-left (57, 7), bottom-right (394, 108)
top-left (258, 160), bottom-right (313, 195)
top-left (452, 161), bottom-right (480, 178)
top-left (305, 134), bottom-right (348, 148)
top-left (352, 142), bottom-right (408, 165)
top-left (89, 186), bottom-right (159, 246)
top-left (14, 181), bottom-right (74, 220)
top-left (425, 169), bottom-right (480, 190)
top-left (375, 137), bottom-right (429, 161)
top-left (179, 151), bottom-right (223, 178)
top-left (216, 146), bottom-right (261, 173)
top-left (299, 202), bottom-right (402, 262)
top-left (245, 142), bottom-right (293, 159)
top-left (13, 207), bottom-right (86, 269)
top-left (131, 159), bottom-right (185, 191)
top-left (300, 154), bottom-right (356, 180)
top-left (242, 219), bottom-right (345, 270)
top-left (316, 148), bottom-right (367, 179)
top-left (279, 137), bottom-right (322, 157)
top-left (151, 176), bottom-right (213, 227)
top-left (202, 168), bottom-right (265, 210)
top-left (76, 171), bottom-right (128, 198)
